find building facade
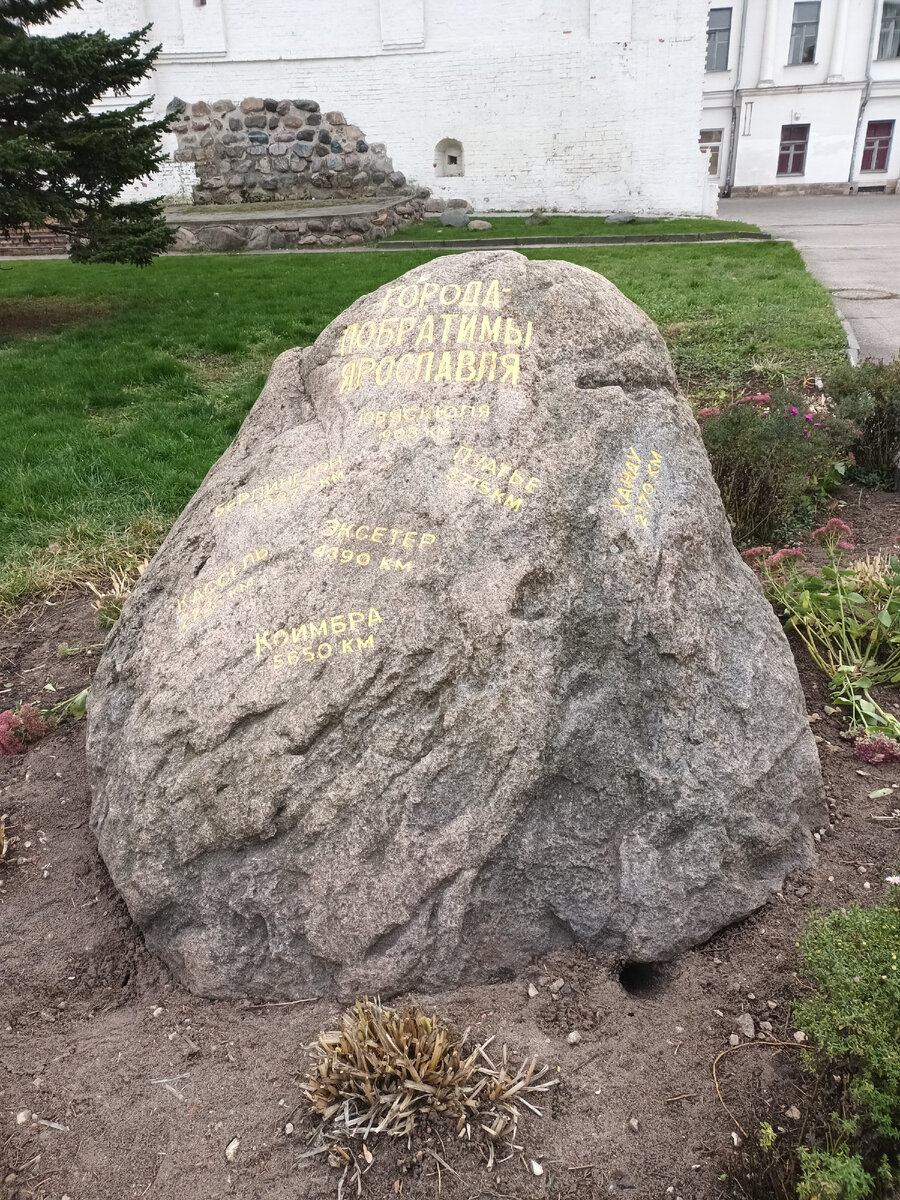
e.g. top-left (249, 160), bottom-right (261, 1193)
top-left (702, 0), bottom-right (900, 194)
top-left (47, 0), bottom-right (718, 215)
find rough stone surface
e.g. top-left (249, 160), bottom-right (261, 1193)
top-left (87, 251), bottom-right (823, 1001)
top-left (440, 208), bottom-right (470, 227)
top-left (606, 212), bottom-right (636, 224)
top-left (468, 220), bottom-right (492, 230)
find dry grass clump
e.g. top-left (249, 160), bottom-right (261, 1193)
top-left (87, 559), bottom-right (148, 627)
top-left (303, 997), bottom-right (556, 1169)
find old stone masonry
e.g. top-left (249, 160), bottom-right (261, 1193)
top-left (170, 96), bottom-right (417, 207)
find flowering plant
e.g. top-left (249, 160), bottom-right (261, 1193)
top-left (699, 391), bottom-right (854, 546)
top-left (748, 520), bottom-right (900, 744)
top-left (0, 688), bottom-right (88, 756)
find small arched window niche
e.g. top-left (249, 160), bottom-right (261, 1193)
top-left (434, 138), bottom-right (464, 177)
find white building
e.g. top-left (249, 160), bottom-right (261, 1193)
top-left (702, 0), bottom-right (900, 194)
top-left (48, 0), bottom-right (718, 215)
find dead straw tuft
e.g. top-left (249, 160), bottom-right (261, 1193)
top-left (303, 997), bottom-right (556, 1168)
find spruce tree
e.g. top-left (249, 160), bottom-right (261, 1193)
top-left (0, 0), bottom-right (173, 264)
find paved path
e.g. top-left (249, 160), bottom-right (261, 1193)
top-left (722, 194), bottom-right (900, 363)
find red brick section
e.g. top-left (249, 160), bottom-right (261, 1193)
top-left (0, 226), bottom-right (69, 256)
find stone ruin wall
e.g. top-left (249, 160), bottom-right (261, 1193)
top-left (169, 96), bottom-right (421, 207)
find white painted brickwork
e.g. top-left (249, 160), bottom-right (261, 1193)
top-left (47, 0), bottom-right (715, 215)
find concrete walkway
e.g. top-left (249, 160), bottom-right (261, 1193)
top-left (722, 194), bottom-right (900, 363)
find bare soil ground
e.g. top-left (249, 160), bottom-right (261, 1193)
top-left (2, 487), bottom-right (899, 1200)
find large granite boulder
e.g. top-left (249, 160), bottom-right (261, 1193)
top-left (87, 250), bottom-right (824, 1000)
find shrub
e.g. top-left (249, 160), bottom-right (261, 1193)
top-left (699, 392), bottom-right (853, 546)
top-left (827, 360), bottom-right (900, 489)
top-left (795, 884), bottom-right (900, 1143)
top-left (796, 1148), bottom-right (876, 1200)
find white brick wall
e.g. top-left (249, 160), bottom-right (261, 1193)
top-left (50, 0), bottom-right (715, 215)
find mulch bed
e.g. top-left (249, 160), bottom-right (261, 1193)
top-left (1, 487), bottom-right (898, 1200)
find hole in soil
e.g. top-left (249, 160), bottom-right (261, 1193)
top-left (618, 961), bottom-right (667, 997)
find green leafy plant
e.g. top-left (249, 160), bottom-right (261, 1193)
top-left (796, 1148), bottom-right (876, 1200)
top-left (796, 884), bottom-right (900, 1144)
top-left (827, 360), bottom-right (900, 489)
top-left (698, 392), bottom-right (853, 546)
top-left (744, 520), bottom-right (900, 744)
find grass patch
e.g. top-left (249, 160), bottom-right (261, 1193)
top-left (0, 242), bottom-right (845, 604)
top-left (385, 214), bottom-right (763, 241)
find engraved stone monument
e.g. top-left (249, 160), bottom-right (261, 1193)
top-left (87, 250), bottom-right (824, 999)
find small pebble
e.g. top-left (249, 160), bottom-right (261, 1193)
top-left (530, 1160), bottom-right (544, 1176)
top-left (628, 1117), bottom-right (639, 1132)
top-left (225, 1137), bottom-right (240, 1162)
top-left (767, 1001), bottom-right (778, 1010)
top-left (567, 1030), bottom-right (582, 1045)
top-left (864, 882), bottom-right (871, 890)
top-left (729, 1034), bottom-right (740, 1047)
top-left (548, 978), bottom-right (565, 994)
top-left (16, 1110), bottom-right (31, 1125)
top-left (759, 1021), bottom-right (773, 1034)
top-left (736, 1012), bottom-right (755, 1039)
top-left (284, 1122), bottom-right (294, 1135)
top-left (785, 1105), bottom-right (801, 1120)
top-left (793, 1030), bottom-right (806, 1043)
top-left (527, 982), bottom-right (538, 999)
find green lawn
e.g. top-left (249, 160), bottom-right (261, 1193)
top-left (385, 215), bottom-right (763, 241)
top-left (0, 242), bottom-right (846, 604)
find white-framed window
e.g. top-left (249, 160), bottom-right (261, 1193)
top-left (706, 8), bottom-right (732, 71)
top-left (788, 1), bottom-right (820, 64)
top-left (777, 124), bottom-right (810, 175)
top-left (861, 120), bottom-right (895, 171)
top-left (699, 129), bottom-right (724, 176)
top-left (878, 2), bottom-right (900, 58)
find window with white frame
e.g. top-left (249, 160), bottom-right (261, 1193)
top-left (788, 1), bottom-right (820, 64)
top-left (777, 124), bottom-right (810, 175)
top-left (706, 8), bottom-right (732, 71)
top-left (861, 120), bottom-right (895, 171)
top-left (699, 129), bottom-right (724, 176)
top-left (878, 2), bottom-right (900, 58)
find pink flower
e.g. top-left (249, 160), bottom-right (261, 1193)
top-left (765, 548), bottom-right (805, 568)
top-left (746, 393), bottom-right (770, 403)
top-left (790, 407), bottom-right (799, 415)
top-left (697, 406), bottom-right (721, 418)
top-left (805, 413), bottom-right (813, 421)
top-left (836, 541), bottom-right (855, 551)
top-left (812, 518), bottom-right (853, 544)
top-left (741, 546), bottom-right (773, 567)
top-left (854, 735), bottom-right (900, 764)
top-left (0, 704), bottom-right (50, 756)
